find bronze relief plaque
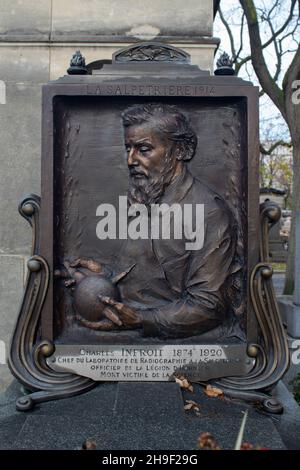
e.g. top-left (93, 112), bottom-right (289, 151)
top-left (10, 45), bottom-right (288, 411)
top-left (46, 92), bottom-right (253, 380)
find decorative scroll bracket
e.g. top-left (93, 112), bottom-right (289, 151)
top-left (8, 195), bottom-right (96, 411)
top-left (212, 201), bottom-right (290, 413)
top-left (9, 197), bottom-right (289, 413)
top-left (112, 42), bottom-right (191, 64)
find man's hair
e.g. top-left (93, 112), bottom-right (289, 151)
top-left (121, 103), bottom-right (197, 161)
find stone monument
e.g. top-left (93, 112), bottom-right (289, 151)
top-left (8, 43), bottom-right (289, 413)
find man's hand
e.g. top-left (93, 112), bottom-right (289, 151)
top-left (99, 296), bottom-right (142, 328)
top-left (75, 314), bottom-right (119, 331)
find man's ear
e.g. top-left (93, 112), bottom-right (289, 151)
top-left (175, 143), bottom-right (185, 161)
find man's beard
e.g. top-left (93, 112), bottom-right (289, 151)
top-left (127, 153), bottom-right (176, 206)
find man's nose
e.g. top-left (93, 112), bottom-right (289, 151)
top-left (127, 148), bottom-right (139, 166)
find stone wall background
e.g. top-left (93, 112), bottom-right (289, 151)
top-left (0, 0), bottom-right (217, 389)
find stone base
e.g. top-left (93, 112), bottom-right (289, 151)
top-left (1, 380), bottom-right (299, 450)
top-left (0, 255), bottom-right (26, 391)
top-left (278, 295), bottom-right (300, 338)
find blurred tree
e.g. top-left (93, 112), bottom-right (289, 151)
top-left (260, 141), bottom-right (293, 208)
top-left (215, 0), bottom-right (300, 293)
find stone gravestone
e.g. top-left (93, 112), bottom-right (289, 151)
top-left (268, 221), bottom-right (288, 263)
top-left (8, 43), bottom-right (289, 414)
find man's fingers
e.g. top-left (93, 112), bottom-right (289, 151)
top-left (100, 296), bottom-right (118, 307)
top-left (100, 296), bottom-right (135, 316)
top-left (100, 296), bottom-right (128, 314)
top-left (76, 315), bottom-right (115, 331)
top-left (103, 307), bottom-right (123, 326)
top-left (99, 296), bottom-right (140, 326)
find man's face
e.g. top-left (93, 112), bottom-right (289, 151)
top-left (124, 123), bottom-right (177, 205)
top-left (124, 123), bottom-right (173, 179)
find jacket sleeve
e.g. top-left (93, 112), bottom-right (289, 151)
top-left (139, 203), bottom-right (237, 338)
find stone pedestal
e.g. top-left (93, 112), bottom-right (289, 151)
top-left (293, 211), bottom-right (300, 335)
top-left (2, 380), bottom-right (299, 450)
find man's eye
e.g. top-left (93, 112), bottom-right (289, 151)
top-left (139, 146), bottom-right (150, 153)
top-left (125, 147), bottom-right (131, 153)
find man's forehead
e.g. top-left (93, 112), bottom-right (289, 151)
top-left (124, 123), bottom-right (169, 143)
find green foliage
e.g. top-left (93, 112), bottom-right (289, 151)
top-left (289, 373), bottom-right (300, 405)
top-left (260, 144), bottom-right (293, 209)
top-left (270, 262), bottom-right (286, 272)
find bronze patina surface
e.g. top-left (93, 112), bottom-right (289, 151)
top-left (8, 43), bottom-right (289, 411)
top-left (56, 103), bottom-right (243, 340)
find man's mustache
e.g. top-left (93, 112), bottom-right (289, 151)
top-left (129, 167), bottom-right (148, 178)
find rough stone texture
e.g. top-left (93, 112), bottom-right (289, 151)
top-left (50, 0), bottom-right (211, 39)
top-left (0, 0), bottom-right (51, 41)
top-left (0, 256), bottom-right (24, 390)
top-left (278, 296), bottom-right (300, 338)
top-left (115, 382), bottom-right (184, 419)
top-left (0, 381), bottom-right (292, 450)
top-left (0, 81), bottom-right (43, 254)
top-left (0, 0), bottom-right (213, 42)
top-left (0, 44), bottom-right (49, 390)
top-left (272, 381), bottom-right (300, 449)
top-left (283, 360), bottom-right (300, 393)
top-left (0, 46), bottom-right (50, 83)
top-left (0, 380), bottom-right (27, 419)
top-left (184, 44), bottom-right (216, 72)
top-left (0, 415), bottom-right (28, 450)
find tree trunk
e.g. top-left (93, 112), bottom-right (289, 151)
top-left (284, 136), bottom-right (300, 294)
top-left (282, 41), bottom-right (300, 291)
top-left (237, 0), bottom-right (300, 292)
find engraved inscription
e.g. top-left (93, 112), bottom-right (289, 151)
top-left (86, 84), bottom-right (215, 96)
top-left (47, 345), bottom-right (253, 382)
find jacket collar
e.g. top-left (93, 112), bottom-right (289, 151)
top-left (160, 165), bottom-right (194, 205)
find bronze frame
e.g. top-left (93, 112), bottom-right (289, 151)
top-left (8, 46), bottom-right (289, 411)
top-left (215, 201), bottom-right (290, 413)
top-left (8, 195), bottom-right (96, 411)
top-left (39, 78), bottom-right (260, 342)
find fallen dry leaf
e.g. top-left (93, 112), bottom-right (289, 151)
top-left (184, 403), bottom-right (194, 410)
top-left (197, 434), bottom-right (267, 451)
top-left (204, 384), bottom-right (224, 398)
top-left (240, 442), bottom-right (254, 450)
top-left (197, 432), bottom-right (221, 450)
top-left (184, 400), bottom-right (200, 412)
top-left (241, 442), bottom-right (269, 451)
top-left (175, 375), bottom-right (194, 392)
top-left (82, 438), bottom-right (97, 450)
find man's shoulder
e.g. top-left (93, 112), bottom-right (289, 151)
top-left (185, 175), bottom-right (229, 211)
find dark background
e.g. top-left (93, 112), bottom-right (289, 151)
top-left (53, 96), bottom-right (247, 341)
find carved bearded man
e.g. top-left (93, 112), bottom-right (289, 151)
top-left (96, 103), bottom-right (241, 339)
